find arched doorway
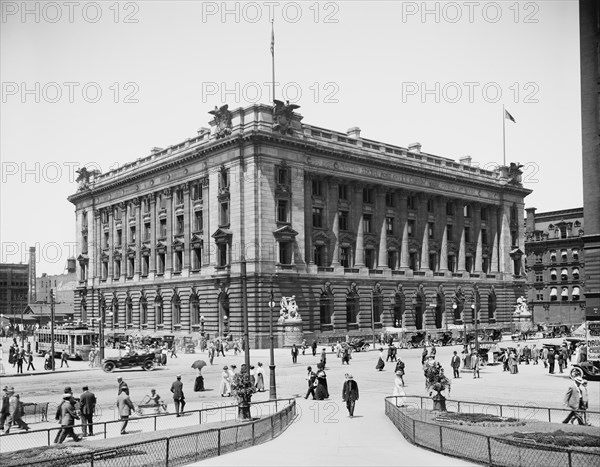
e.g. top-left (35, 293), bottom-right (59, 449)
top-left (415, 294), bottom-right (424, 330)
top-left (435, 293), bottom-right (444, 329)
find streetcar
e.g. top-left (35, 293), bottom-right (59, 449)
top-left (34, 325), bottom-right (98, 360)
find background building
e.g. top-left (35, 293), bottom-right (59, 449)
top-left (36, 258), bottom-right (77, 306)
top-left (68, 103), bottom-right (531, 347)
top-left (0, 263), bottom-right (29, 316)
top-left (580, 0), bottom-right (600, 321)
top-left (525, 207), bottom-right (585, 325)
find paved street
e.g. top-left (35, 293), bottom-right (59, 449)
top-left (1, 336), bottom-right (598, 465)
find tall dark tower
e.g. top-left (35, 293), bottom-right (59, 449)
top-left (580, 0), bottom-right (600, 321)
top-left (28, 246), bottom-right (36, 303)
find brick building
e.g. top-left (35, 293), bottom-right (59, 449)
top-left (0, 263), bottom-right (29, 317)
top-left (525, 207), bottom-right (585, 325)
top-left (68, 103), bottom-right (531, 346)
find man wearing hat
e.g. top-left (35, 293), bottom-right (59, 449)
top-left (117, 377), bottom-right (129, 396)
top-left (0, 387), bottom-right (10, 434)
top-left (170, 375), bottom-right (185, 417)
top-left (57, 395), bottom-right (80, 443)
top-left (341, 374), bottom-right (359, 418)
top-left (80, 385), bottom-right (97, 437)
top-left (116, 387), bottom-right (135, 435)
top-left (563, 376), bottom-right (585, 424)
top-left (4, 387), bottom-right (29, 433)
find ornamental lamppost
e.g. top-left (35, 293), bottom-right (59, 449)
top-left (471, 303), bottom-right (480, 353)
top-left (200, 315), bottom-right (205, 337)
top-left (268, 274), bottom-right (277, 400)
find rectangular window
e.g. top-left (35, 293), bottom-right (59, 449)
top-left (446, 202), bottom-right (454, 216)
top-left (313, 207), bottom-right (324, 228)
top-left (535, 273), bottom-right (543, 282)
top-left (511, 231), bottom-right (517, 247)
top-left (277, 167), bottom-right (289, 185)
top-left (279, 243), bottom-right (291, 264)
top-left (428, 222), bottom-right (435, 239)
top-left (341, 247), bottom-right (351, 268)
top-left (277, 199), bottom-right (289, 223)
top-left (314, 245), bottom-right (325, 266)
top-left (387, 250), bottom-right (397, 269)
top-left (363, 214), bottom-right (372, 233)
top-left (480, 207), bottom-right (488, 221)
top-left (429, 253), bottom-right (437, 271)
top-left (81, 211), bottom-right (88, 229)
top-left (114, 259), bottom-right (121, 278)
top-left (176, 215), bottom-right (184, 234)
top-left (427, 199), bottom-right (434, 212)
top-left (144, 223), bottom-right (151, 241)
top-left (312, 179), bottom-right (323, 196)
top-left (192, 247), bottom-right (202, 270)
top-left (447, 224), bottom-right (454, 242)
top-left (219, 169), bottom-right (229, 190)
top-left (465, 256), bottom-right (473, 273)
top-left (194, 211), bottom-right (203, 232)
top-left (363, 187), bottom-right (374, 204)
top-left (114, 207), bottom-right (121, 220)
top-left (465, 226), bottom-right (471, 243)
top-left (408, 219), bottom-right (415, 238)
top-left (174, 251), bottom-right (183, 272)
top-left (104, 232), bottom-right (110, 248)
top-left (365, 249), bottom-right (375, 269)
top-left (482, 257), bottom-right (489, 273)
top-left (385, 192), bottom-right (394, 207)
top-left (143, 198), bottom-right (150, 213)
top-left (159, 219), bottom-right (167, 238)
top-left (102, 261), bottom-right (108, 280)
top-left (142, 256), bottom-right (149, 276)
top-left (218, 244), bottom-right (228, 266)
top-left (175, 188), bottom-right (184, 205)
top-left (447, 255), bottom-right (455, 272)
top-left (130, 226), bottom-right (136, 243)
top-left (407, 196), bottom-right (416, 210)
top-left (339, 210), bottom-right (349, 231)
top-left (386, 217), bottom-right (394, 235)
top-left (482, 228), bottom-right (488, 245)
top-left (157, 253), bottom-right (165, 274)
top-left (220, 202), bottom-right (229, 226)
top-left (338, 184), bottom-right (348, 200)
top-left (116, 229), bottom-right (122, 247)
top-left (409, 252), bottom-right (418, 271)
top-left (191, 182), bottom-right (202, 201)
top-left (127, 257), bottom-right (134, 277)
top-left (464, 204), bottom-right (472, 218)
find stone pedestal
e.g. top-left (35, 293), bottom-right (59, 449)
top-left (278, 321), bottom-right (304, 347)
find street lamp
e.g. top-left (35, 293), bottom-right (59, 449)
top-left (268, 275), bottom-right (277, 400)
top-left (200, 315), bottom-right (205, 337)
top-left (223, 315), bottom-right (229, 336)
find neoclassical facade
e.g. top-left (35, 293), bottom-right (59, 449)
top-left (68, 103), bottom-right (531, 346)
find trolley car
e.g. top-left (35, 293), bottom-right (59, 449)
top-left (35, 325), bottom-right (98, 360)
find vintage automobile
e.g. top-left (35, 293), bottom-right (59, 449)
top-left (570, 361), bottom-right (600, 382)
top-left (183, 336), bottom-right (196, 354)
top-left (348, 337), bottom-right (370, 352)
top-left (101, 352), bottom-right (156, 373)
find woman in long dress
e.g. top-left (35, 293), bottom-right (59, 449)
top-left (220, 365), bottom-right (231, 396)
top-left (255, 362), bottom-right (265, 392)
top-left (314, 363), bottom-right (329, 400)
top-left (375, 348), bottom-right (385, 371)
top-left (393, 371), bottom-right (406, 406)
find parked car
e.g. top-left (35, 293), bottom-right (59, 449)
top-left (101, 352), bottom-right (156, 372)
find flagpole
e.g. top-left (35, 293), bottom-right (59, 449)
top-left (271, 19), bottom-right (275, 102)
top-left (502, 104), bottom-right (506, 166)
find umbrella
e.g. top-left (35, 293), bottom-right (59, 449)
top-left (191, 360), bottom-right (207, 370)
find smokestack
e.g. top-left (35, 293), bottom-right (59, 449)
top-left (29, 246), bottom-right (36, 303)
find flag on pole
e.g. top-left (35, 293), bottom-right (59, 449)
top-left (270, 20), bottom-right (274, 56)
top-left (504, 109), bottom-right (516, 123)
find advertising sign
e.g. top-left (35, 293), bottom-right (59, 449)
top-left (587, 321), bottom-right (600, 362)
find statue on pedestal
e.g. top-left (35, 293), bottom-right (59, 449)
top-left (278, 296), bottom-right (301, 323)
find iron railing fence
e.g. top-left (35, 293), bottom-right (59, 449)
top-left (385, 396), bottom-right (599, 467)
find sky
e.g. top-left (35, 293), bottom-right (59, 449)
top-left (1, 1), bottom-right (582, 275)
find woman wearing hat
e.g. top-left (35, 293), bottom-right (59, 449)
top-left (220, 366), bottom-right (231, 397)
top-left (314, 363), bottom-right (329, 400)
top-left (393, 371), bottom-right (406, 406)
top-left (255, 362), bottom-right (265, 392)
top-left (375, 348), bottom-right (385, 371)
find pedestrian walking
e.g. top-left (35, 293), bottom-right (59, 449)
top-left (79, 385), bottom-right (96, 437)
top-left (15, 350), bottom-right (23, 374)
top-left (291, 344), bottom-right (299, 364)
top-left (311, 340), bottom-right (317, 357)
top-left (341, 345), bottom-right (351, 365)
top-left (301, 339), bottom-right (306, 355)
top-left (375, 348), bottom-right (385, 371)
top-left (117, 390), bottom-right (135, 435)
top-left (394, 358), bottom-right (405, 386)
top-left (562, 376), bottom-right (585, 425)
top-left (194, 369), bottom-right (205, 392)
top-left (220, 366), bottom-right (231, 397)
top-left (57, 396), bottom-right (80, 443)
top-left (170, 344), bottom-right (178, 358)
top-left (26, 351), bottom-right (35, 371)
top-left (170, 375), bottom-right (186, 416)
top-left (320, 348), bottom-right (327, 369)
top-left (472, 351), bottom-right (480, 379)
top-left (60, 349), bottom-right (69, 368)
top-left (451, 351), bottom-right (461, 378)
top-left (0, 387), bottom-right (11, 434)
top-left (88, 349), bottom-right (96, 368)
top-left (314, 363), bottom-right (329, 400)
top-left (208, 341), bottom-right (215, 365)
top-left (341, 373), bottom-right (359, 418)
top-left (255, 362), bottom-right (265, 392)
top-left (117, 377), bottom-right (129, 395)
top-left (393, 371), bottom-right (406, 406)
top-left (304, 366), bottom-right (317, 400)
top-left (580, 380), bottom-right (590, 425)
top-left (53, 389), bottom-right (72, 443)
top-left (217, 340), bottom-right (225, 357)
top-left (548, 348), bottom-right (556, 374)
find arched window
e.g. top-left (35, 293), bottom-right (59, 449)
top-left (172, 294), bottom-right (181, 325)
top-left (561, 268), bottom-right (568, 281)
top-left (561, 249), bottom-right (568, 261)
top-left (320, 292), bottom-right (334, 325)
top-left (561, 287), bottom-right (569, 301)
top-left (550, 250), bottom-right (557, 262)
top-left (572, 268), bottom-right (580, 280)
top-left (190, 294), bottom-right (200, 326)
top-left (572, 287), bottom-right (580, 301)
top-left (140, 296), bottom-right (148, 325)
top-left (393, 292), bottom-right (405, 328)
top-left (550, 269), bottom-right (557, 281)
top-left (550, 287), bottom-right (558, 301)
top-left (346, 291), bottom-right (359, 325)
top-left (572, 249), bottom-right (579, 261)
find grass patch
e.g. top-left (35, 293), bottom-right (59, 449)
top-left (436, 412), bottom-right (519, 424)
top-left (506, 430), bottom-right (600, 448)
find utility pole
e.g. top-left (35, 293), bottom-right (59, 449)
top-left (268, 275), bottom-right (277, 400)
top-left (50, 289), bottom-right (56, 371)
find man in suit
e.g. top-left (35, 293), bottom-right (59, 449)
top-left (450, 351), bottom-right (461, 378)
top-left (57, 396), bottom-right (81, 443)
top-left (563, 376), bottom-right (584, 424)
top-left (170, 375), bottom-right (185, 417)
top-left (117, 390), bottom-right (135, 435)
top-left (291, 344), bottom-right (299, 364)
top-left (304, 366), bottom-right (317, 400)
top-left (341, 374), bottom-right (359, 418)
top-left (80, 385), bottom-right (97, 437)
top-left (117, 377), bottom-right (129, 395)
top-left (547, 348), bottom-right (556, 374)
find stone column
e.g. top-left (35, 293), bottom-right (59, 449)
top-left (329, 180), bottom-right (340, 266)
top-left (437, 196), bottom-right (447, 271)
top-left (150, 195), bottom-right (157, 274)
top-left (419, 195), bottom-right (430, 271)
top-left (135, 199), bottom-right (142, 276)
top-left (398, 191), bottom-right (409, 269)
top-left (456, 200), bottom-right (466, 272)
top-left (304, 174), bottom-right (314, 265)
top-left (108, 207), bottom-right (114, 279)
top-left (489, 205), bottom-right (499, 273)
top-left (377, 189), bottom-right (388, 269)
top-left (121, 203), bottom-right (128, 279)
top-left (183, 183), bottom-right (191, 271)
top-left (94, 209), bottom-right (102, 280)
top-left (165, 189), bottom-right (173, 272)
top-left (354, 184), bottom-right (365, 267)
top-left (498, 203), bottom-right (512, 273)
top-left (473, 203), bottom-right (483, 273)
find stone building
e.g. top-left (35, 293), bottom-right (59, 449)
top-left (68, 103), bottom-right (531, 346)
top-left (524, 207), bottom-right (585, 325)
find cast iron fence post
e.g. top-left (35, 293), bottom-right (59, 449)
top-left (439, 425), bottom-right (443, 453)
top-left (104, 422), bottom-right (107, 439)
top-left (217, 429), bottom-right (221, 456)
top-left (165, 437), bottom-right (170, 467)
top-left (487, 436), bottom-right (492, 464)
top-left (252, 421), bottom-right (255, 445)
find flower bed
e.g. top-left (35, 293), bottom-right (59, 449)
top-left (435, 412), bottom-right (525, 427)
top-left (501, 430), bottom-right (600, 449)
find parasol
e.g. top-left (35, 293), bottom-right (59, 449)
top-left (191, 360), bottom-right (207, 370)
